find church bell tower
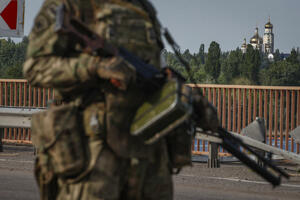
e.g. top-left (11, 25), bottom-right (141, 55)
top-left (263, 17), bottom-right (274, 54)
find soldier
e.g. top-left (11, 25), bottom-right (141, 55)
top-left (24, 0), bottom-right (218, 199)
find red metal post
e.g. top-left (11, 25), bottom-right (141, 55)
top-left (13, 82), bottom-right (17, 140)
top-left (38, 88), bottom-right (42, 107)
top-left (259, 90), bottom-right (263, 118)
top-left (213, 88), bottom-right (217, 106)
top-left (242, 89), bottom-right (246, 129)
top-left (222, 88), bottom-right (226, 128)
top-left (280, 90), bottom-right (284, 149)
top-left (33, 88), bottom-right (37, 107)
top-left (10, 82), bottom-right (13, 106)
top-left (24, 82), bottom-right (27, 107)
top-left (14, 82), bottom-right (17, 106)
top-left (248, 89), bottom-right (252, 125)
top-left (18, 83), bottom-right (22, 141)
top-left (238, 89), bottom-right (242, 133)
top-left (4, 82), bottom-right (7, 106)
top-left (253, 89), bottom-right (257, 119)
top-left (208, 88), bottom-right (212, 102)
top-left (217, 88), bottom-right (221, 119)
top-left (269, 90), bottom-right (273, 146)
top-left (28, 85), bottom-right (32, 107)
top-left (274, 91), bottom-right (279, 148)
top-left (9, 83), bottom-right (13, 139)
top-left (48, 88), bottom-right (51, 101)
top-left (264, 90), bottom-right (268, 143)
top-left (202, 87), bottom-right (206, 151)
top-left (19, 83), bottom-right (22, 106)
top-left (4, 82), bottom-right (7, 139)
top-left (291, 91), bottom-right (295, 152)
top-left (227, 88), bottom-right (232, 131)
top-left (286, 91), bottom-right (290, 151)
top-left (233, 89), bottom-right (237, 132)
top-left (43, 88), bottom-right (46, 107)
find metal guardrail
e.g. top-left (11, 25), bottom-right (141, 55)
top-left (0, 107), bottom-right (44, 128)
top-left (0, 107), bottom-right (45, 145)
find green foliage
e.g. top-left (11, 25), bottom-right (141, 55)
top-left (205, 41), bottom-right (221, 82)
top-left (260, 60), bottom-right (300, 86)
top-left (0, 37), bottom-right (28, 78)
top-left (240, 45), bottom-right (261, 84)
top-left (1, 36), bottom-right (298, 87)
top-left (198, 44), bottom-right (205, 64)
top-left (274, 49), bottom-right (281, 62)
top-left (163, 41), bottom-right (299, 86)
top-left (231, 77), bottom-right (255, 85)
top-left (220, 48), bottom-right (243, 83)
top-left (286, 48), bottom-right (299, 64)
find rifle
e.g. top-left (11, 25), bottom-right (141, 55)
top-left (55, 4), bottom-right (289, 187)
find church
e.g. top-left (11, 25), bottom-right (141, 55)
top-left (241, 18), bottom-right (274, 59)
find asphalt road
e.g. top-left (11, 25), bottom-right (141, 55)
top-left (1, 145), bottom-right (300, 200)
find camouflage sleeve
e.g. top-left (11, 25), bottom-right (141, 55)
top-left (23, 0), bottom-right (135, 95)
top-left (23, 0), bottom-right (95, 91)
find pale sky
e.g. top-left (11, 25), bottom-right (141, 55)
top-left (21, 0), bottom-right (300, 53)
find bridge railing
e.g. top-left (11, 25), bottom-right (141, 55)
top-left (189, 84), bottom-right (300, 154)
top-left (0, 79), bottom-right (54, 144)
top-left (1, 79), bottom-right (300, 154)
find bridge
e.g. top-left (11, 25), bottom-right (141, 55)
top-left (0, 79), bottom-right (300, 199)
top-left (0, 79), bottom-right (300, 155)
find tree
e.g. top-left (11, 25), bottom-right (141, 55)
top-left (260, 60), bottom-right (300, 86)
top-left (240, 45), bottom-right (261, 84)
top-left (205, 41), bottom-right (221, 82)
top-left (0, 37), bottom-right (28, 78)
top-left (198, 43), bottom-right (205, 64)
top-left (274, 49), bottom-right (281, 62)
top-left (227, 49), bottom-right (242, 78)
top-left (286, 48), bottom-right (299, 64)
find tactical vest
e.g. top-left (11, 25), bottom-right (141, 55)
top-left (64, 0), bottom-right (165, 159)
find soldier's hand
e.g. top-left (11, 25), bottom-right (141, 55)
top-left (193, 95), bottom-right (219, 133)
top-left (90, 56), bottom-right (136, 90)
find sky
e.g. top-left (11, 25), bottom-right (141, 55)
top-left (21, 0), bottom-right (300, 53)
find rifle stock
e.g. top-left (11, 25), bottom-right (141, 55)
top-left (217, 127), bottom-right (289, 187)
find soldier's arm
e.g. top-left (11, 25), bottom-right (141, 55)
top-left (23, 0), bottom-right (134, 95)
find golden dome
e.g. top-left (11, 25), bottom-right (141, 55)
top-left (250, 37), bottom-right (258, 43)
top-left (265, 22), bottom-right (273, 28)
top-left (265, 17), bottom-right (273, 28)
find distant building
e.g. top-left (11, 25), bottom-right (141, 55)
top-left (263, 17), bottom-right (274, 54)
top-left (241, 18), bottom-right (275, 58)
top-left (250, 27), bottom-right (263, 51)
top-left (241, 38), bottom-right (247, 53)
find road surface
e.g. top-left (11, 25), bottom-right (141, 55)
top-left (1, 145), bottom-right (300, 200)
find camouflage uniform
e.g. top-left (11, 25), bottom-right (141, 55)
top-left (24, 0), bottom-right (173, 199)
